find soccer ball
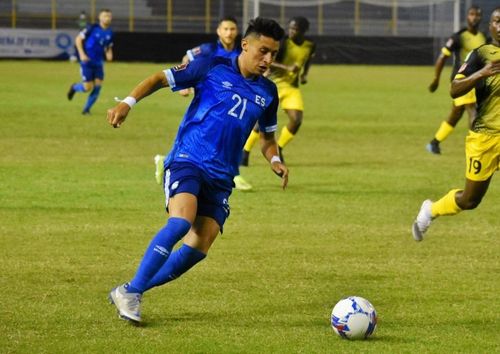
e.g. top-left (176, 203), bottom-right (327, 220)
top-left (330, 296), bottom-right (377, 340)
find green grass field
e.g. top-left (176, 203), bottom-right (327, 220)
top-left (0, 60), bottom-right (498, 353)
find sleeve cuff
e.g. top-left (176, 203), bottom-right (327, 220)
top-left (164, 69), bottom-right (176, 88)
top-left (263, 124), bottom-right (278, 133)
top-left (441, 47), bottom-right (451, 57)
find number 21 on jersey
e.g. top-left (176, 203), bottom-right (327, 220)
top-left (228, 94), bottom-right (247, 119)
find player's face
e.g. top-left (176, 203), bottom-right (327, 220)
top-left (467, 8), bottom-right (482, 29)
top-left (217, 21), bottom-right (238, 47)
top-left (288, 20), bottom-right (302, 40)
top-left (490, 10), bottom-right (500, 43)
top-left (241, 35), bottom-right (280, 76)
top-left (99, 11), bottom-right (112, 28)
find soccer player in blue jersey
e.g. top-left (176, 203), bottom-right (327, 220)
top-left (183, 16), bottom-right (240, 62)
top-left (107, 18), bottom-right (287, 323)
top-left (67, 9), bottom-right (114, 115)
top-left (153, 16), bottom-right (253, 191)
top-left (177, 16), bottom-right (240, 97)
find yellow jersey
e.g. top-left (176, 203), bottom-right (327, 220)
top-left (456, 44), bottom-right (500, 135)
top-left (441, 28), bottom-right (487, 80)
top-left (270, 37), bottom-right (315, 87)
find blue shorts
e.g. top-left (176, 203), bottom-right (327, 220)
top-left (163, 161), bottom-right (232, 230)
top-left (80, 61), bottom-right (104, 82)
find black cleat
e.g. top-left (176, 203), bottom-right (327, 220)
top-left (67, 84), bottom-right (76, 101)
top-left (82, 110), bottom-right (91, 115)
top-left (278, 146), bottom-right (285, 164)
top-left (240, 150), bottom-right (250, 166)
top-left (426, 140), bottom-right (441, 155)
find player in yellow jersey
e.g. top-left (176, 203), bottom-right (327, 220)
top-left (241, 16), bottom-right (315, 165)
top-left (426, 5), bottom-right (486, 154)
top-left (413, 7), bottom-right (500, 241)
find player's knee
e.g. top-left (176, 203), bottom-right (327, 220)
top-left (457, 196), bottom-right (482, 210)
top-left (165, 217), bottom-right (192, 237)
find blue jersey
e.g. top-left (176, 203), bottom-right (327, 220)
top-left (164, 56), bottom-right (279, 185)
top-left (186, 40), bottom-right (241, 62)
top-left (79, 24), bottom-right (113, 63)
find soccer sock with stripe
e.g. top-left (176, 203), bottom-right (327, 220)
top-left (431, 189), bottom-right (462, 217)
top-left (128, 217), bottom-right (191, 293)
top-left (144, 244), bottom-right (206, 291)
top-left (83, 85), bottom-right (101, 112)
top-left (278, 126), bottom-right (295, 148)
top-left (434, 121), bottom-right (454, 142)
top-left (243, 130), bottom-right (259, 152)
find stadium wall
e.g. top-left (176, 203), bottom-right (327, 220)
top-left (114, 33), bottom-right (434, 65)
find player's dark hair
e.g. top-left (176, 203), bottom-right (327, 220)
top-left (218, 16), bottom-right (237, 26)
top-left (290, 16), bottom-right (310, 33)
top-left (99, 8), bottom-right (112, 14)
top-left (467, 5), bottom-right (481, 13)
top-left (243, 17), bottom-right (285, 41)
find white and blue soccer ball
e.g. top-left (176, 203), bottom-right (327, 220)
top-left (330, 296), bottom-right (378, 340)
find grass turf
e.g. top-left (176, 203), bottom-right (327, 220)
top-left (0, 60), bottom-right (498, 353)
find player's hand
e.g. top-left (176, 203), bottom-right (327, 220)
top-left (300, 74), bottom-right (308, 85)
top-left (80, 54), bottom-right (90, 63)
top-left (179, 88), bottom-right (193, 97)
top-left (428, 78), bottom-right (439, 92)
top-left (288, 64), bottom-right (300, 73)
top-left (271, 162), bottom-right (289, 190)
top-left (107, 102), bottom-right (130, 128)
top-left (479, 61), bottom-right (500, 78)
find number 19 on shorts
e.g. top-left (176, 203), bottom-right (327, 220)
top-left (468, 157), bottom-right (482, 175)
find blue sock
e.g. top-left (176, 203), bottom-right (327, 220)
top-left (72, 83), bottom-right (86, 92)
top-left (128, 217), bottom-right (191, 293)
top-left (144, 244), bottom-right (206, 291)
top-left (83, 85), bottom-right (101, 112)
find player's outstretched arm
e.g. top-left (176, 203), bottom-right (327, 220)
top-left (271, 62), bottom-right (299, 73)
top-left (260, 132), bottom-right (289, 190)
top-left (429, 54), bottom-right (448, 92)
top-left (107, 71), bottom-right (169, 128)
top-left (450, 61), bottom-right (500, 98)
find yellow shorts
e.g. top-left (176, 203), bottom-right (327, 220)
top-left (453, 88), bottom-right (476, 106)
top-left (465, 130), bottom-right (500, 181)
top-left (277, 84), bottom-right (304, 111)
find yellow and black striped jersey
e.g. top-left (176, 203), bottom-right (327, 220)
top-left (269, 37), bottom-right (315, 87)
top-left (441, 28), bottom-right (487, 80)
top-left (456, 44), bottom-right (500, 135)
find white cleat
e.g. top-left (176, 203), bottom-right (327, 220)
top-left (109, 284), bottom-right (142, 323)
top-left (412, 199), bottom-right (433, 242)
top-left (154, 154), bottom-right (165, 185)
top-left (233, 175), bottom-right (252, 191)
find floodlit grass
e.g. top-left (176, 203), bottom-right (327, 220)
top-left (0, 60), bottom-right (498, 353)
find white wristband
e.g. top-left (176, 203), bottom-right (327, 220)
top-left (270, 155), bottom-right (281, 164)
top-left (122, 96), bottom-right (136, 108)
